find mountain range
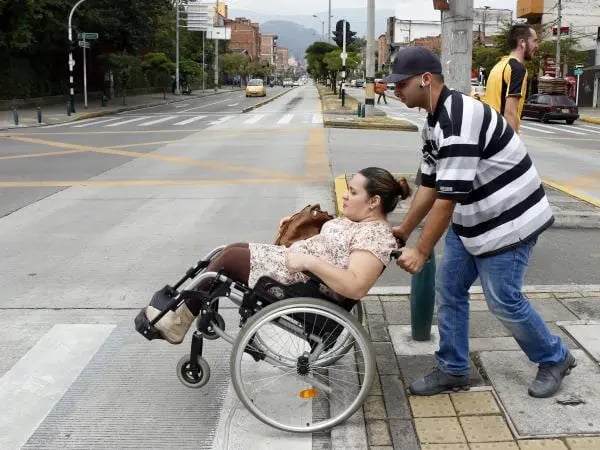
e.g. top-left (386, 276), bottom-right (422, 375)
top-left (228, 7), bottom-right (395, 61)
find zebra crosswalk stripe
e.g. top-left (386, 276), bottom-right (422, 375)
top-left (277, 114), bottom-right (294, 125)
top-left (138, 116), bottom-right (177, 126)
top-left (173, 115), bottom-right (207, 125)
top-left (531, 122), bottom-right (587, 135)
top-left (520, 124), bottom-right (555, 134)
top-left (105, 116), bottom-right (150, 127)
top-left (576, 125), bottom-right (600, 134)
top-left (244, 114), bottom-right (265, 124)
top-left (72, 117), bottom-right (120, 128)
top-left (312, 113), bottom-right (323, 124)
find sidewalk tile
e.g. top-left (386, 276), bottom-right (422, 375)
top-left (524, 293), bottom-right (556, 299)
top-left (409, 394), bottom-right (455, 417)
top-left (363, 296), bottom-right (383, 314)
top-left (382, 299), bottom-right (412, 324)
top-left (459, 415), bottom-right (513, 443)
top-left (470, 337), bottom-right (520, 352)
top-left (367, 314), bottom-right (390, 342)
top-left (366, 419), bottom-right (392, 446)
top-left (581, 291), bottom-right (600, 297)
top-left (364, 395), bottom-right (387, 419)
top-left (471, 301), bottom-right (489, 312)
top-left (471, 293), bottom-right (487, 300)
top-left (369, 373), bottom-right (383, 396)
top-left (374, 342), bottom-right (400, 374)
top-left (450, 391), bottom-right (500, 416)
top-left (421, 445), bottom-right (469, 450)
top-left (529, 298), bottom-right (578, 322)
top-left (565, 437), bottom-right (600, 449)
top-left (546, 323), bottom-right (579, 349)
top-left (380, 375), bottom-right (412, 419)
top-left (560, 297), bottom-right (600, 320)
top-left (470, 312), bottom-right (512, 338)
top-left (554, 292), bottom-right (583, 299)
top-left (397, 355), bottom-right (486, 389)
top-left (414, 417), bottom-right (466, 444)
top-left (389, 419), bottom-right (420, 449)
top-left (469, 443), bottom-right (519, 450)
top-left (369, 447), bottom-right (394, 450)
top-left (517, 439), bottom-right (567, 449)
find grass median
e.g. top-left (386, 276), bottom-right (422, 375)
top-left (316, 83), bottom-right (417, 132)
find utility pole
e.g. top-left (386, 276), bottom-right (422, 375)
top-left (365, 0), bottom-right (375, 116)
top-left (328, 0), bottom-right (332, 44)
top-left (441, 0), bottom-right (473, 95)
top-left (175, 0), bottom-right (180, 95)
top-left (555, 0), bottom-right (562, 78)
top-left (68, 0), bottom-right (87, 114)
top-left (214, 0), bottom-right (220, 91)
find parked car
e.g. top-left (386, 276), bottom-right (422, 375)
top-left (282, 79), bottom-right (293, 87)
top-left (354, 79), bottom-right (365, 87)
top-left (521, 93), bottom-right (579, 124)
top-left (245, 79), bottom-right (266, 97)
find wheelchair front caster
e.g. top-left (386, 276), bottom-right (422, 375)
top-left (197, 312), bottom-right (225, 340)
top-left (176, 355), bottom-right (211, 388)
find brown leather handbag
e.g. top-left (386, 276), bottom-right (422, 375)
top-left (274, 204), bottom-right (335, 247)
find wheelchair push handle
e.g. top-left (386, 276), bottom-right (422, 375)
top-left (390, 249), bottom-right (403, 260)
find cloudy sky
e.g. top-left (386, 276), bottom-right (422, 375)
top-left (225, 0), bottom-right (518, 19)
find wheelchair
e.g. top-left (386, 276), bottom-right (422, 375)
top-left (135, 245), bottom-right (376, 433)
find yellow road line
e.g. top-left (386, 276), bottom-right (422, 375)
top-left (543, 178), bottom-right (600, 208)
top-left (0, 178), bottom-right (310, 188)
top-left (0, 126), bottom-right (307, 137)
top-left (0, 149), bottom-right (85, 160)
top-left (334, 175), bottom-right (348, 217)
top-left (305, 128), bottom-right (330, 180)
top-left (3, 135), bottom-right (302, 180)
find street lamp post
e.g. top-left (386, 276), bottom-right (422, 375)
top-left (312, 14), bottom-right (325, 41)
top-left (68, 0), bottom-right (88, 114)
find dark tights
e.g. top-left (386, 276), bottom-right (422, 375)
top-left (185, 243), bottom-right (250, 315)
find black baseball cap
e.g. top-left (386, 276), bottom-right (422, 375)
top-left (383, 46), bottom-right (442, 83)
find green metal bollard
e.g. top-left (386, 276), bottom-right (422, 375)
top-left (410, 250), bottom-right (436, 341)
top-left (67, 102), bottom-right (71, 116)
top-left (357, 103), bottom-right (362, 117)
top-left (361, 104), bottom-right (366, 117)
top-left (12, 108), bottom-right (19, 126)
top-left (37, 107), bottom-right (42, 123)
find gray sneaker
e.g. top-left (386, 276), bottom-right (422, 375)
top-left (528, 351), bottom-right (577, 398)
top-left (409, 367), bottom-right (471, 396)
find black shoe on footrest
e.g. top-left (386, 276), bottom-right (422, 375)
top-left (134, 308), bottom-right (165, 341)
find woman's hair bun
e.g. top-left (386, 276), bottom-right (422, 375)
top-left (396, 177), bottom-right (412, 200)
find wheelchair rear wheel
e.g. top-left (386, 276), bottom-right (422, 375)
top-left (230, 297), bottom-right (375, 433)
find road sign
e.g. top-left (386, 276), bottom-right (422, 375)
top-left (574, 68), bottom-right (584, 76)
top-left (78, 32), bottom-right (98, 40)
top-left (78, 41), bottom-right (90, 48)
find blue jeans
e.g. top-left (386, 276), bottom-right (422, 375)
top-left (435, 227), bottom-right (567, 375)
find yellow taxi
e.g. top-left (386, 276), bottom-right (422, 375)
top-left (245, 79), bottom-right (266, 97)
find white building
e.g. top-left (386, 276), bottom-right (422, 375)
top-left (518, 0), bottom-right (600, 52)
top-left (391, 7), bottom-right (512, 47)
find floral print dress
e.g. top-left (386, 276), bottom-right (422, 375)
top-left (248, 217), bottom-right (397, 289)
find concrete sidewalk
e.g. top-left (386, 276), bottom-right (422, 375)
top-left (0, 88), bottom-right (241, 130)
top-left (360, 285), bottom-right (600, 449)
top-left (578, 107), bottom-right (600, 125)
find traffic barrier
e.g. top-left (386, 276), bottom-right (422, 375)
top-left (410, 250), bottom-right (436, 341)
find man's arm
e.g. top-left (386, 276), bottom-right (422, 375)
top-left (504, 96), bottom-right (520, 133)
top-left (397, 198), bottom-right (455, 274)
top-left (392, 185), bottom-right (437, 242)
top-left (503, 59), bottom-right (526, 133)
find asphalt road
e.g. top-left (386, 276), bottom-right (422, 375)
top-left (0, 83), bottom-right (598, 449)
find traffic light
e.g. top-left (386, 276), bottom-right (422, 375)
top-left (333, 20), bottom-right (344, 48)
top-left (345, 23), bottom-right (357, 47)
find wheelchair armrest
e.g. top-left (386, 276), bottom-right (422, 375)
top-left (302, 271), bottom-right (326, 286)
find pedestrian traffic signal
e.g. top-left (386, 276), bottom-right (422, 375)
top-left (333, 20), bottom-right (345, 48)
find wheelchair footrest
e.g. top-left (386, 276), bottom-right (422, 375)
top-left (134, 309), bottom-right (165, 341)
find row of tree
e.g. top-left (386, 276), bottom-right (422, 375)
top-left (0, 0), bottom-right (279, 100)
top-left (305, 41), bottom-right (362, 94)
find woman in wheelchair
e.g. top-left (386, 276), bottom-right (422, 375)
top-left (144, 167), bottom-right (411, 345)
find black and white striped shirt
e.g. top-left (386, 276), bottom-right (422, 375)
top-left (420, 86), bottom-right (554, 256)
